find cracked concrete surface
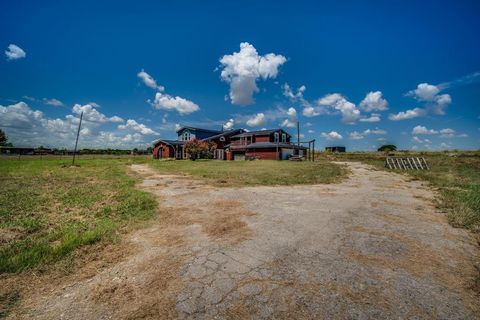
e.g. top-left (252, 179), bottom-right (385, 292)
top-left (13, 162), bottom-right (480, 319)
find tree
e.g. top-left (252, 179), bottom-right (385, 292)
top-left (378, 144), bottom-right (397, 152)
top-left (184, 139), bottom-right (209, 160)
top-left (0, 129), bottom-right (9, 146)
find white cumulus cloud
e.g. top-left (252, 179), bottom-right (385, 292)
top-left (281, 119), bottom-right (296, 128)
top-left (317, 93), bottom-right (360, 124)
top-left (139, 69), bottom-right (200, 115)
top-left (223, 118), bottom-right (235, 130)
top-left (321, 131), bottom-right (343, 140)
top-left (151, 92), bottom-right (199, 115)
top-left (349, 128), bottom-right (387, 140)
top-left (219, 42), bottom-right (286, 106)
top-left (43, 98), bottom-right (64, 107)
top-left (246, 113), bottom-right (266, 127)
top-left (388, 108), bottom-right (426, 121)
top-left (359, 91), bottom-right (388, 112)
top-left (137, 69), bottom-right (164, 91)
top-left (412, 125), bottom-right (438, 135)
top-left (5, 44), bottom-right (26, 60)
top-left (359, 113), bottom-right (381, 122)
top-left (392, 82), bottom-right (452, 120)
top-left (118, 119), bottom-right (158, 135)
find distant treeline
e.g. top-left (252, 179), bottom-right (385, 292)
top-left (0, 146), bottom-right (153, 155)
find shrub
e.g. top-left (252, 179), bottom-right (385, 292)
top-left (184, 139), bottom-right (216, 160)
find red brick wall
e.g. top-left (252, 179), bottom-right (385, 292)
top-left (153, 143), bottom-right (173, 159)
top-left (255, 135), bottom-right (271, 142)
top-left (246, 148), bottom-right (279, 160)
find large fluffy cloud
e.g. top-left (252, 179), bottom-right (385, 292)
top-left (219, 42), bottom-right (286, 106)
top-left (5, 44), bottom-right (26, 60)
top-left (359, 91), bottom-right (388, 112)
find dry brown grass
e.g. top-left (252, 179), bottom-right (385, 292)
top-left (346, 225), bottom-right (479, 313)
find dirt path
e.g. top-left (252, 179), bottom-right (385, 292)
top-left (11, 162), bottom-right (479, 319)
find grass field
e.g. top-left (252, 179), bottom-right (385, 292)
top-left (0, 157), bottom-right (346, 275)
top-left (0, 157), bottom-right (156, 274)
top-left (317, 151), bottom-right (480, 234)
top-left (148, 158), bottom-right (347, 186)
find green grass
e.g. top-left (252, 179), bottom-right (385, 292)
top-left (0, 157), bottom-right (156, 274)
top-left (148, 159), bottom-right (347, 186)
top-left (317, 151), bottom-right (480, 233)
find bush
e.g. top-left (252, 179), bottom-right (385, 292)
top-left (184, 139), bottom-right (217, 160)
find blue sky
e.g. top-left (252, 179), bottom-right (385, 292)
top-left (1, 0), bottom-right (479, 150)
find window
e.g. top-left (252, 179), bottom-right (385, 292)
top-left (183, 131), bottom-right (190, 141)
top-left (282, 133), bottom-right (286, 143)
top-left (274, 132), bottom-right (279, 142)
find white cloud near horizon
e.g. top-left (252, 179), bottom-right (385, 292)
top-left (118, 119), bottom-right (158, 135)
top-left (0, 102), bottom-right (150, 149)
top-left (321, 131), bottom-right (343, 140)
top-left (349, 128), bottom-right (387, 140)
top-left (5, 44), bottom-right (26, 60)
top-left (219, 42), bottom-right (286, 106)
top-left (246, 113), bottom-right (266, 127)
top-left (223, 118), bottom-right (235, 130)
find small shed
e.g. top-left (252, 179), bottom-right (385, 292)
top-left (325, 146), bottom-right (346, 153)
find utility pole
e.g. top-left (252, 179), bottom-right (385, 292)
top-left (297, 121), bottom-right (300, 155)
top-left (72, 111), bottom-right (83, 166)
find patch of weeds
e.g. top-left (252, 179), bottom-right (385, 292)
top-left (0, 291), bottom-right (20, 318)
top-left (0, 158), bottom-right (157, 273)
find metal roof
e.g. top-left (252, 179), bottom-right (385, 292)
top-left (245, 142), bottom-right (307, 149)
top-left (231, 129), bottom-right (290, 138)
top-left (175, 126), bottom-right (222, 134)
top-left (202, 129), bottom-right (245, 141)
top-left (152, 139), bottom-right (185, 146)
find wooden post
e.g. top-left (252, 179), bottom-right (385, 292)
top-left (72, 111), bottom-right (83, 166)
top-left (312, 140), bottom-right (315, 161)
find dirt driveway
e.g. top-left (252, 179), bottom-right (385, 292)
top-left (12, 162), bottom-right (479, 319)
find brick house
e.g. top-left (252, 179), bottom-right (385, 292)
top-left (152, 126), bottom-right (306, 160)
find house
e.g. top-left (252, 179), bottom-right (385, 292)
top-left (152, 127), bottom-right (245, 160)
top-left (227, 129), bottom-right (306, 160)
top-left (325, 146), bottom-right (346, 153)
top-left (152, 126), bottom-right (306, 160)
